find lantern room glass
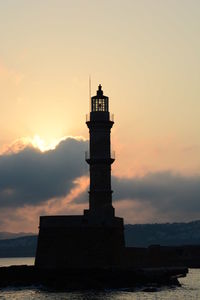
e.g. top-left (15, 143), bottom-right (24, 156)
top-left (91, 84), bottom-right (109, 112)
top-left (92, 98), bottom-right (108, 112)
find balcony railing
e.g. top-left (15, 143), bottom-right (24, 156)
top-left (86, 114), bottom-right (90, 122)
top-left (85, 150), bottom-right (115, 160)
top-left (86, 113), bottom-right (114, 122)
top-left (110, 113), bottom-right (114, 122)
top-left (85, 151), bottom-right (89, 160)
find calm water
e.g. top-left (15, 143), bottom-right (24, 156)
top-left (0, 257), bottom-right (35, 267)
top-left (0, 258), bottom-right (200, 299)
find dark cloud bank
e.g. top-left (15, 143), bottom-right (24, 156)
top-left (0, 138), bottom-right (88, 207)
top-left (112, 173), bottom-right (200, 220)
top-left (0, 137), bottom-right (200, 221)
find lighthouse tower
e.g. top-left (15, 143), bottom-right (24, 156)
top-left (85, 84), bottom-right (115, 219)
top-left (35, 84), bottom-right (124, 269)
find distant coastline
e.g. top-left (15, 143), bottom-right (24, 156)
top-left (0, 257), bottom-right (34, 267)
top-left (1, 221), bottom-right (200, 266)
top-left (1, 220), bottom-right (200, 256)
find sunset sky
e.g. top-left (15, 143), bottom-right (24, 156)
top-left (0, 0), bottom-right (200, 232)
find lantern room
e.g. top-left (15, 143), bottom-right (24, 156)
top-left (91, 84), bottom-right (109, 112)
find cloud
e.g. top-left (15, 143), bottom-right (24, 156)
top-left (75, 171), bottom-right (200, 223)
top-left (0, 62), bottom-right (23, 87)
top-left (112, 172), bottom-right (200, 222)
top-left (113, 172), bottom-right (200, 207)
top-left (0, 137), bottom-right (88, 208)
top-left (0, 136), bottom-right (200, 231)
top-left (0, 176), bottom-right (89, 233)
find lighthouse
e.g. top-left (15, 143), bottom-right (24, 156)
top-left (85, 84), bottom-right (115, 219)
top-left (35, 84), bottom-right (125, 268)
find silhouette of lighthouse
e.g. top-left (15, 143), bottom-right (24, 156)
top-left (35, 84), bottom-right (125, 268)
top-left (85, 84), bottom-right (115, 218)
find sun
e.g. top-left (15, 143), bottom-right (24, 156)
top-left (31, 135), bottom-right (62, 152)
top-left (31, 134), bottom-right (86, 152)
top-left (0, 134), bottom-right (87, 155)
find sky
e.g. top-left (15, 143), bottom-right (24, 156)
top-left (0, 0), bottom-right (200, 232)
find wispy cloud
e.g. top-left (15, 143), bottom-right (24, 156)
top-left (0, 61), bottom-right (23, 87)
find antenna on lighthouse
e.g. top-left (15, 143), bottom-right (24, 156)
top-left (89, 75), bottom-right (91, 112)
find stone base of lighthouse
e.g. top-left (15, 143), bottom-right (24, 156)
top-left (35, 214), bottom-right (125, 269)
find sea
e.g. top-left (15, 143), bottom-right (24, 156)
top-left (0, 257), bottom-right (200, 299)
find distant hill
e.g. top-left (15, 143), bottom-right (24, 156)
top-left (0, 220), bottom-right (200, 257)
top-left (0, 235), bottom-right (37, 257)
top-left (125, 220), bottom-right (200, 247)
top-left (0, 232), bottom-right (35, 240)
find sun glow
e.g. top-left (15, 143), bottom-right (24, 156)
top-left (0, 135), bottom-right (87, 155)
top-left (30, 134), bottom-right (86, 152)
top-left (31, 135), bottom-right (62, 152)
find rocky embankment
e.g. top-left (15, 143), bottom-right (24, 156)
top-left (0, 265), bottom-right (188, 290)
